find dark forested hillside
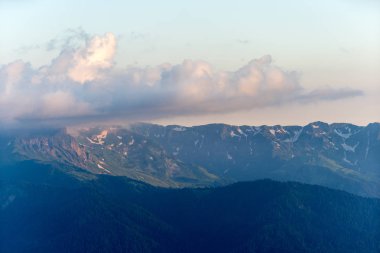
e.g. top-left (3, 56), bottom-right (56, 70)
top-left (1, 167), bottom-right (379, 253)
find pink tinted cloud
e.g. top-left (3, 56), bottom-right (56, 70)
top-left (0, 32), bottom-right (363, 127)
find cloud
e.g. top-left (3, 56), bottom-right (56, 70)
top-left (0, 32), bottom-right (363, 127)
top-left (15, 27), bottom-right (90, 54)
top-left (297, 88), bottom-right (364, 102)
top-left (45, 28), bottom-right (90, 52)
top-left (40, 91), bottom-right (92, 118)
top-left (67, 32), bottom-right (116, 83)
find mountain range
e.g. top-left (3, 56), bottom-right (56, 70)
top-left (1, 121), bottom-right (380, 252)
top-left (3, 121), bottom-right (379, 197)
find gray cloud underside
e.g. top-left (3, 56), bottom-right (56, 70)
top-left (0, 33), bottom-right (363, 127)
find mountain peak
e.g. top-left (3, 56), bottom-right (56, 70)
top-left (3, 121), bottom-right (380, 197)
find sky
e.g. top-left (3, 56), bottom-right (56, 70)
top-left (0, 0), bottom-right (379, 127)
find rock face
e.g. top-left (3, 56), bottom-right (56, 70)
top-left (9, 128), bottom-right (219, 188)
top-left (3, 121), bottom-right (380, 196)
top-left (14, 130), bottom-right (96, 171)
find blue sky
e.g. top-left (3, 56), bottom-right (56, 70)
top-left (0, 0), bottom-right (379, 126)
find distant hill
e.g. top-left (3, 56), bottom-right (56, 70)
top-left (2, 121), bottom-right (379, 197)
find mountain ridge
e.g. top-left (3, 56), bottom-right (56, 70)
top-left (1, 121), bottom-right (379, 197)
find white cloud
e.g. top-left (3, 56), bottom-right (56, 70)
top-left (41, 91), bottom-right (92, 118)
top-left (68, 32), bottom-right (116, 83)
top-left (0, 32), bottom-right (363, 127)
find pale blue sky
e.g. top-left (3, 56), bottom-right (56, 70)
top-left (0, 0), bottom-right (379, 125)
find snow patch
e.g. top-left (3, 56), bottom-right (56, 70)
top-left (88, 130), bottom-right (108, 145)
top-left (86, 137), bottom-right (100, 145)
top-left (250, 126), bottom-right (262, 136)
top-left (95, 130), bottom-right (108, 144)
top-left (365, 132), bottom-right (370, 160)
top-left (230, 131), bottom-right (240, 138)
top-left (293, 128), bottom-right (303, 142)
top-left (273, 141), bottom-right (281, 149)
top-left (341, 142), bottom-right (359, 152)
top-left (237, 127), bottom-right (247, 137)
top-left (173, 126), bottom-right (186, 132)
top-left (334, 129), bottom-right (352, 139)
top-left (97, 163), bottom-right (111, 173)
top-left (199, 135), bottom-right (205, 148)
top-left (284, 128), bottom-right (303, 143)
top-left (343, 157), bottom-right (353, 165)
top-left (276, 127), bottom-right (287, 134)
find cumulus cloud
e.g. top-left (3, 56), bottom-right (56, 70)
top-left (67, 32), bottom-right (116, 83)
top-left (31, 32), bottom-right (116, 84)
top-left (0, 32), bottom-right (363, 127)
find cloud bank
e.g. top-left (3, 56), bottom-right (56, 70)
top-left (0, 32), bottom-right (363, 127)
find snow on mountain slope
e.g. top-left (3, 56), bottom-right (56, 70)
top-left (2, 121), bottom-right (379, 196)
